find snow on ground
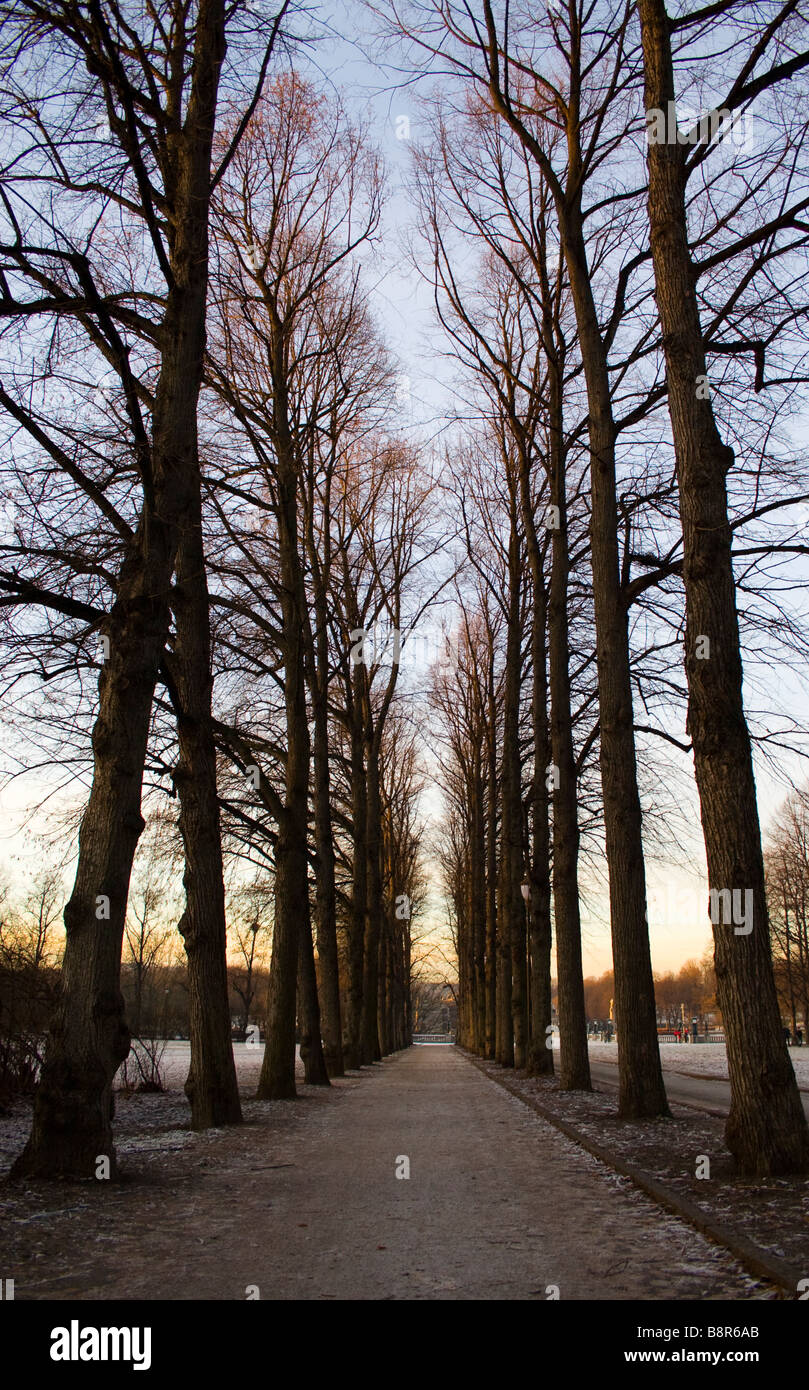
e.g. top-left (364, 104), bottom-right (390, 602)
top-left (115, 1039), bottom-right (304, 1093)
top-left (579, 1039), bottom-right (809, 1085)
top-left (2, 1046), bottom-right (770, 1300)
top-left (0, 1044), bottom-right (306, 1177)
top-left (125, 1038), bottom-right (809, 1092)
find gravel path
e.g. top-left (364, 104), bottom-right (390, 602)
top-left (1, 1046), bottom-right (768, 1300)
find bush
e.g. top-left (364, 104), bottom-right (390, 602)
top-left (116, 1037), bottom-right (168, 1094)
top-left (0, 956), bottom-right (57, 1106)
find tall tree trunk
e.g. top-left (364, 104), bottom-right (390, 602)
top-left (11, 0), bottom-right (228, 1179)
top-left (501, 529), bottom-right (523, 1068)
top-left (383, 909), bottom-right (394, 1053)
top-left (310, 660), bottom-right (344, 1076)
top-left (404, 920), bottom-right (413, 1044)
top-left (516, 449), bottom-right (554, 1077)
top-left (172, 492), bottom-right (242, 1128)
top-left (514, 421), bottom-right (554, 1078)
top-left (459, 851), bottom-right (470, 1045)
top-left (361, 741), bottom-right (384, 1064)
top-left (495, 894), bottom-right (511, 1063)
top-left (297, 902), bottom-right (330, 1086)
top-left (302, 501), bottom-right (344, 1075)
top-left (12, 547), bottom-right (161, 1178)
top-left (471, 758), bottom-right (487, 1054)
top-left (377, 921), bottom-right (390, 1056)
top-left (485, 664), bottom-right (499, 1060)
top-left (390, 924), bottom-right (403, 1051)
top-left (526, 561), bottom-right (554, 1078)
top-left (546, 353), bottom-right (591, 1091)
top-left (484, 15), bottom-right (665, 1116)
top-left (461, 862), bottom-right (475, 1046)
top-left (257, 386), bottom-right (309, 1100)
top-left (257, 681), bottom-right (308, 1100)
top-left (638, 0), bottom-right (809, 1173)
top-left (561, 207), bottom-right (667, 1118)
top-left (497, 528), bottom-right (522, 1061)
top-left (344, 707), bottom-right (367, 1069)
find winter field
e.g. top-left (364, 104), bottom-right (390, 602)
top-left (117, 1038), bottom-right (809, 1095)
top-left (115, 1040), bottom-right (305, 1093)
top-left (582, 1039), bottom-right (809, 1086)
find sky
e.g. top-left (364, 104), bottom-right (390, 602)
top-left (2, 0), bottom-right (809, 986)
top-left (308, 4), bottom-right (809, 978)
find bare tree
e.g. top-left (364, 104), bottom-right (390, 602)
top-left (766, 790), bottom-right (809, 1045)
top-left (2, 0), bottom-right (294, 1178)
top-left (638, 0), bottom-right (809, 1172)
top-left (227, 878), bottom-right (273, 1038)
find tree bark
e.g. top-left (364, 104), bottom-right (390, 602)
top-left (377, 920), bottom-right (390, 1056)
top-left (471, 754), bottom-right (488, 1053)
top-left (561, 207), bottom-right (667, 1118)
top-left (482, 26), bottom-right (666, 1116)
top-left (525, 564), bottom-right (554, 1078)
top-left (485, 647), bottom-right (499, 1060)
top-left (500, 524), bottom-right (522, 1068)
top-left (11, 0), bottom-right (228, 1178)
top-left (361, 740), bottom-right (384, 1064)
top-left (310, 645), bottom-right (344, 1076)
top-left (638, 0), bottom-right (809, 1172)
top-left (172, 490), bottom-right (242, 1128)
top-left (344, 702), bottom-right (367, 1070)
top-left (517, 449), bottom-right (554, 1078)
top-left (297, 901), bottom-right (330, 1086)
top-left (304, 506), bottom-right (344, 1076)
top-left (546, 350), bottom-right (591, 1091)
top-left (257, 371), bottom-right (309, 1100)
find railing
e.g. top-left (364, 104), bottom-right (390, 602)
top-left (656, 1031), bottom-right (726, 1044)
top-left (412, 1033), bottom-right (455, 1045)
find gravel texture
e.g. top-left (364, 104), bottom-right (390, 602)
top-left (0, 1045), bottom-right (774, 1300)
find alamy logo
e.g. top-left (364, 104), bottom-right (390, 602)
top-left (50, 1321), bottom-right (151, 1371)
top-left (708, 887), bottom-right (753, 936)
top-left (349, 623), bottom-right (459, 672)
top-left (646, 101), bottom-right (754, 150)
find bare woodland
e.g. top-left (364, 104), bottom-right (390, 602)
top-left (1, 0), bottom-right (809, 1189)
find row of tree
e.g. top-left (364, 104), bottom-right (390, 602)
top-left (0, 2), bottom-right (429, 1176)
top-left (412, 0), bottom-right (809, 1174)
top-left (3, 0), bottom-right (809, 1184)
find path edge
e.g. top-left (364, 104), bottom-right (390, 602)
top-left (462, 1049), bottom-right (801, 1298)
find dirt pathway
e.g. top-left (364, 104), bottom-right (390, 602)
top-left (1, 1046), bottom-right (768, 1300)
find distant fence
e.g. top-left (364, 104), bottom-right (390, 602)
top-left (412, 1033), bottom-right (455, 1045)
top-left (657, 1032), bottom-right (726, 1044)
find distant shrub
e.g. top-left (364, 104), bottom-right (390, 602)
top-left (116, 1036), bottom-right (168, 1094)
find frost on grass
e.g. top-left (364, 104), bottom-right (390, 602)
top-left (0, 1041), bottom-right (306, 1174)
top-left (588, 1039), bottom-right (809, 1085)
